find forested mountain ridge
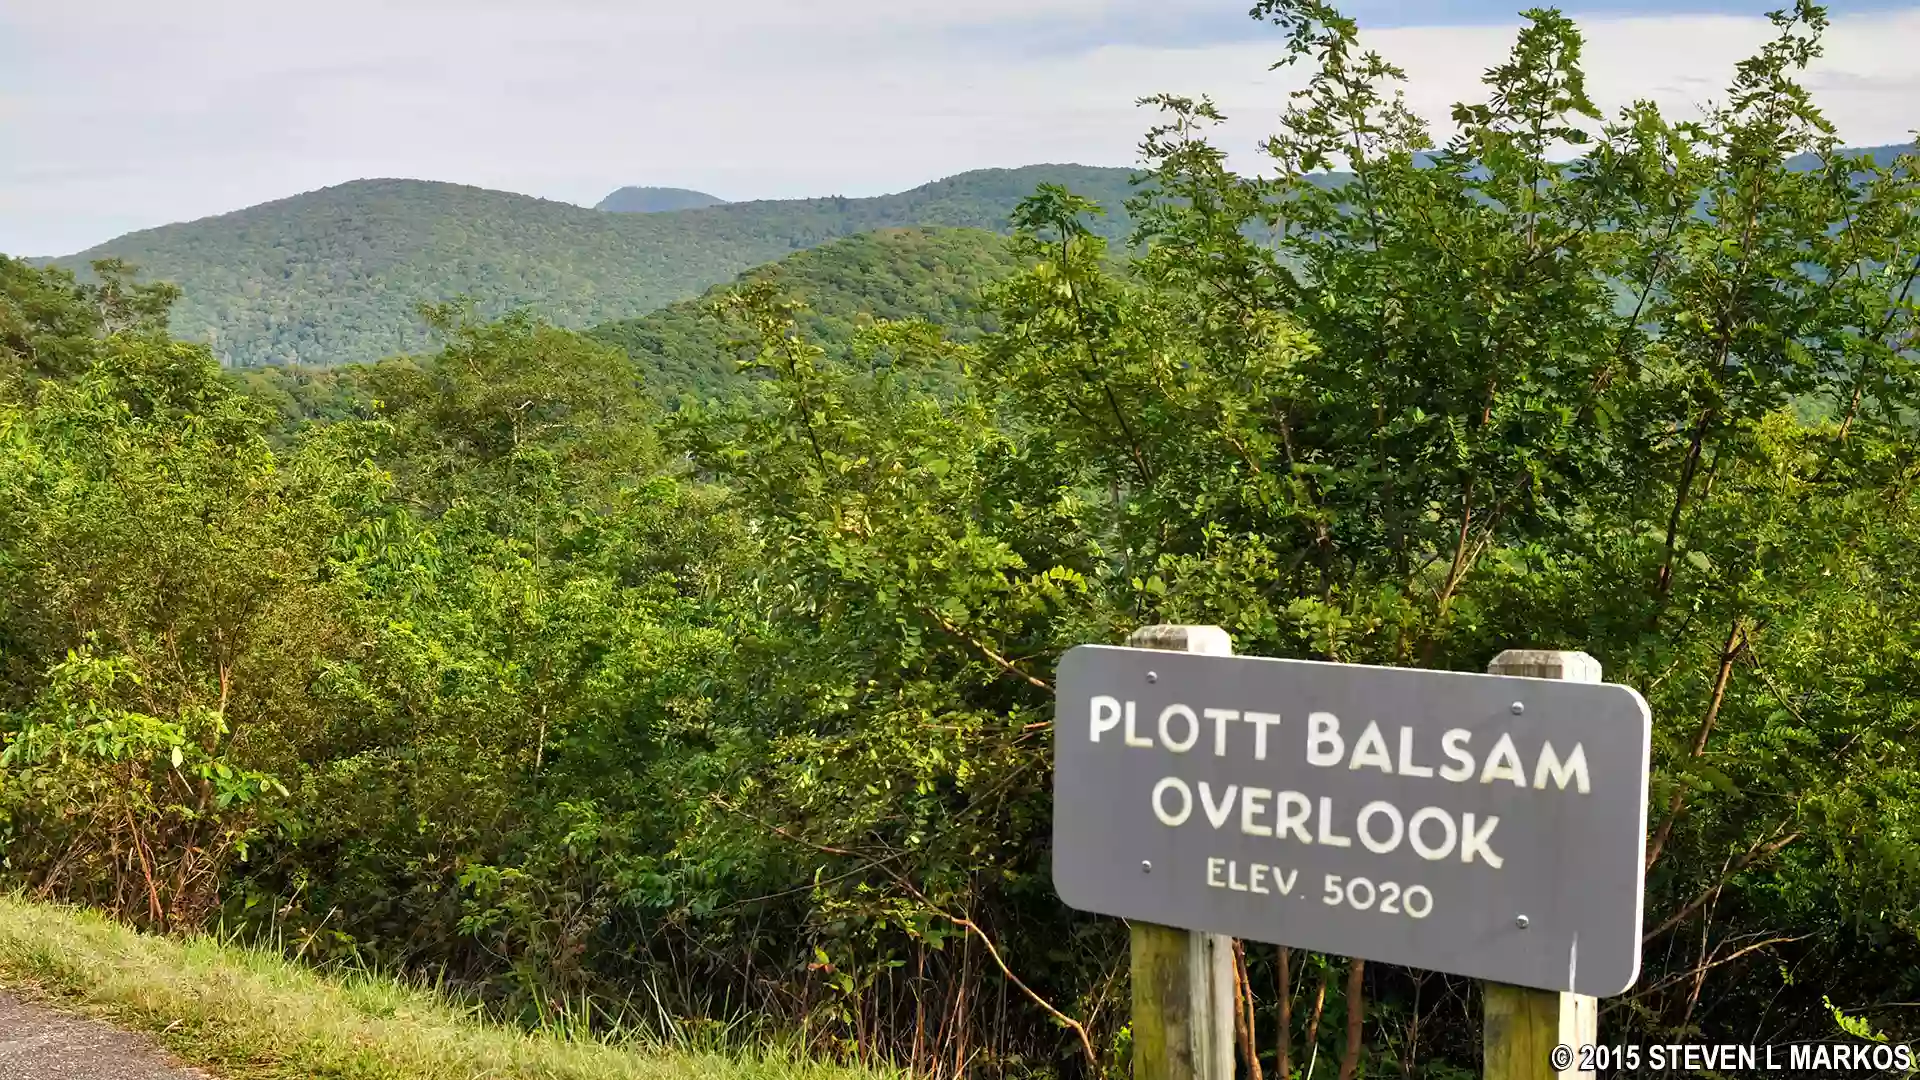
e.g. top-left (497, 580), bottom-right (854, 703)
top-left (1789, 142), bottom-right (1912, 170)
top-left (47, 165), bottom-right (1138, 369)
top-left (38, 145), bottom-right (1909, 374)
top-left (228, 226), bottom-right (1028, 429)
top-left (588, 226), bottom-right (1027, 396)
top-left (594, 186), bottom-right (730, 213)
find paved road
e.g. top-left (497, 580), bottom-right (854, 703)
top-left (0, 992), bottom-right (208, 1080)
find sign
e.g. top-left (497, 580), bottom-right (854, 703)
top-left (1051, 645), bottom-right (1652, 997)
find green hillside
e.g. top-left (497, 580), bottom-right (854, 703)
top-left (595, 186), bottom-right (730, 213)
top-left (50, 165), bottom-right (1138, 368)
top-left (226, 225), bottom-right (1027, 428)
top-left (588, 226), bottom-right (1026, 396)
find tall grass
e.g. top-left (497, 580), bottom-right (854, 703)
top-left (0, 891), bottom-right (900, 1080)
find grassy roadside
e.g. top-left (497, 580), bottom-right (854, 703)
top-left (0, 892), bottom-right (893, 1080)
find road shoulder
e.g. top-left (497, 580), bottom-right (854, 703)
top-left (0, 991), bottom-right (210, 1080)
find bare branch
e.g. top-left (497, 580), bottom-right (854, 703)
top-left (712, 796), bottom-right (1100, 1074)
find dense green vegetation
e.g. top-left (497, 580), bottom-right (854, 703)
top-left (589, 227), bottom-right (1028, 397)
top-left (224, 359), bottom-right (390, 437)
top-left (224, 227), bottom-right (1029, 433)
top-left (597, 187), bottom-right (732, 213)
top-left (49, 165), bottom-right (1138, 370)
top-left (5, 2), bottom-right (1920, 1078)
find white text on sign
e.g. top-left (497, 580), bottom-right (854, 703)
top-left (1090, 696), bottom-right (1599, 875)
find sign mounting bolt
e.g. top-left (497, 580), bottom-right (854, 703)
top-left (1510, 701), bottom-right (1525, 715)
top-left (1141, 860), bottom-right (1153, 873)
top-left (1514, 914), bottom-right (1530, 929)
top-left (1146, 671), bottom-right (1158, 683)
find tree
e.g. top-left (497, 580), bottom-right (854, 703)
top-left (0, 256), bottom-right (179, 386)
top-left (0, 335), bottom-right (363, 929)
top-left (672, 0), bottom-right (1920, 1066)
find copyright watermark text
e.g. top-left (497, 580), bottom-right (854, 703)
top-left (1550, 1042), bottom-right (1915, 1073)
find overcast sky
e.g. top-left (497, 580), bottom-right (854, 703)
top-left (2, 0), bottom-right (1915, 257)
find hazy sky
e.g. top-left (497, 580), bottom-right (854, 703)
top-left (2, 0), bottom-right (1915, 257)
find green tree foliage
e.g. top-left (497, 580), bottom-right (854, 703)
top-left (223, 362), bottom-right (391, 441)
top-left (47, 167), bottom-right (1138, 370)
top-left (0, 329), bottom-right (369, 931)
top-left (589, 227), bottom-right (1031, 398)
top-left (659, 0), bottom-right (1920, 1069)
top-left (4, 3), bottom-right (1920, 1077)
top-left (218, 228), bottom-right (1031, 432)
top-left (0, 255), bottom-right (180, 384)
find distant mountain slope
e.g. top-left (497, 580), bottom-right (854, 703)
top-left (50, 164), bottom-right (1139, 368)
top-left (1786, 143), bottom-right (1913, 172)
top-left (54, 144), bottom-right (1908, 371)
top-left (227, 226), bottom-right (1029, 428)
top-left (589, 225), bottom-right (1027, 396)
top-left (595, 187), bottom-right (729, 213)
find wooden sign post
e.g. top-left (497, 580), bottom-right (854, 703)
top-left (1062, 629), bottom-right (1646, 1080)
top-left (1483, 650), bottom-right (1601, 1080)
top-left (1126, 625), bottom-right (1235, 1080)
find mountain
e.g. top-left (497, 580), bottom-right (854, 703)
top-left (225, 226), bottom-right (1029, 430)
top-left (1786, 143), bottom-right (1913, 172)
top-left (589, 225), bottom-right (1027, 397)
top-left (595, 187), bottom-right (729, 213)
top-left (49, 165), bottom-right (1140, 369)
top-left (52, 144), bottom-right (1907, 372)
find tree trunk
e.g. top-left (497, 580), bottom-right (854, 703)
top-left (1277, 948), bottom-right (1293, 1080)
top-left (1336, 960), bottom-right (1365, 1080)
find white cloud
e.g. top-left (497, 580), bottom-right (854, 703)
top-left (1016, 10), bottom-right (1920, 170)
top-left (1, 1), bottom-right (1914, 256)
